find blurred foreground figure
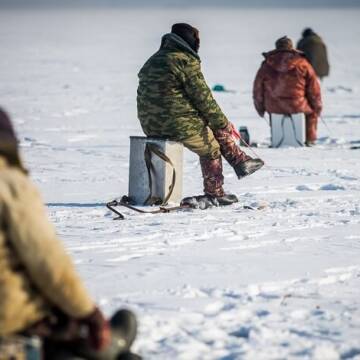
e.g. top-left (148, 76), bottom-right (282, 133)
top-left (253, 36), bottom-right (322, 146)
top-left (0, 108), bottom-right (140, 359)
top-left (137, 23), bottom-right (263, 208)
top-left (297, 28), bottom-right (330, 80)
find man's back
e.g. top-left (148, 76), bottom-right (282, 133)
top-left (253, 36), bottom-right (323, 144)
top-left (253, 49), bottom-right (321, 116)
top-left (137, 33), bottom-right (204, 140)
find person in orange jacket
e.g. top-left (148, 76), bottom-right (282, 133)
top-left (253, 36), bottom-right (322, 146)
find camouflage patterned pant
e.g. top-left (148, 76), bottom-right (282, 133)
top-left (182, 124), bottom-right (250, 165)
top-left (200, 157), bottom-right (224, 197)
top-left (213, 123), bottom-right (251, 166)
top-left (182, 126), bottom-right (221, 159)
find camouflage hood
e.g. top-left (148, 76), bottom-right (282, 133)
top-left (137, 32), bottom-right (228, 141)
top-left (160, 33), bottom-right (200, 61)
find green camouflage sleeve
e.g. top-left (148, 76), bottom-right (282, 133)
top-left (179, 60), bottom-right (228, 131)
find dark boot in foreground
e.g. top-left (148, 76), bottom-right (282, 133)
top-left (214, 123), bottom-right (264, 179)
top-left (110, 309), bottom-right (137, 351)
top-left (200, 156), bottom-right (238, 206)
top-left (76, 309), bottom-right (138, 360)
top-left (200, 156), bottom-right (224, 197)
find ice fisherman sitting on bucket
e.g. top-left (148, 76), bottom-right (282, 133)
top-left (137, 23), bottom-right (264, 209)
top-left (253, 36), bottom-right (323, 147)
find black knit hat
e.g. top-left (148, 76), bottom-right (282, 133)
top-left (275, 36), bottom-right (293, 50)
top-left (171, 23), bottom-right (200, 52)
top-left (0, 108), bottom-right (17, 143)
top-left (302, 28), bottom-right (315, 37)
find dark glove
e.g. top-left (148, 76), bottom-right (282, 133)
top-left (81, 307), bottom-right (111, 351)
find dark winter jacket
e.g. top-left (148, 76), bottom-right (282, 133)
top-left (253, 49), bottom-right (322, 117)
top-left (137, 33), bottom-right (228, 141)
top-left (297, 32), bottom-right (329, 79)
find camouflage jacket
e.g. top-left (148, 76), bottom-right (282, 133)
top-left (137, 33), bottom-right (228, 141)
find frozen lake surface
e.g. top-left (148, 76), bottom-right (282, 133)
top-left (1, 6), bottom-right (360, 359)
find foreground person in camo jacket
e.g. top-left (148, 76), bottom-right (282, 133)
top-left (0, 108), bottom-right (140, 359)
top-left (137, 23), bottom-right (264, 208)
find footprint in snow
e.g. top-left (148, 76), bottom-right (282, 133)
top-left (319, 184), bottom-right (345, 191)
top-left (296, 184), bottom-right (313, 191)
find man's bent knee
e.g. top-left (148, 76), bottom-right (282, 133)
top-left (182, 128), bottom-right (221, 159)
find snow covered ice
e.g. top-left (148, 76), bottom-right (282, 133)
top-left (1, 5), bottom-right (360, 359)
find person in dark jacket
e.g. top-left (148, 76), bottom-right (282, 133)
top-left (137, 23), bottom-right (264, 206)
top-left (297, 28), bottom-right (330, 80)
top-left (0, 108), bottom-right (140, 359)
top-left (253, 36), bottom-right (322, 146)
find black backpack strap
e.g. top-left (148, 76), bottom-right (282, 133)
top-left (143, 142), bottom-right (176, 206)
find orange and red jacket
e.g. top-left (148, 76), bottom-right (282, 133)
top-left (253, 49), bottom-right (322, 117)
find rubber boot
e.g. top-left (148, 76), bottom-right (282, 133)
top-left (214, 123), bottom-right (252, 166)
top-left (233, 159), bottom-right (264, 179)
top-left (76, 309), bottom-right (138, 360)
top-left (214, 124), bottom-right (263, 179)
top-left (200, 157), bottom-right (238, 206)
top-left (200, 157), bottom-right (225, 197)
top-left (110, 309), bottom-right (137, 352)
